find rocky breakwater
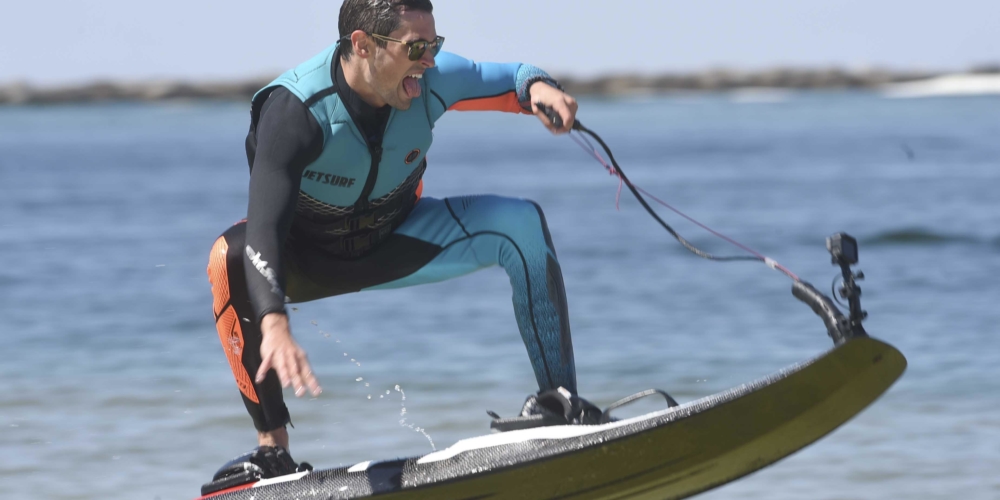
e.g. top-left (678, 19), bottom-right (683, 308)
top-left (0, 78), bottom-right (271, 105)
top-left (557, 67), bottom-right (940, 95)
top-left (1, 66), bottom-right (997, 105)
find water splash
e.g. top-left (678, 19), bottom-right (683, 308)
top-left (395, 385), bottom-right (436, 450)
top-left (311, 321), bottom-right (435, 450)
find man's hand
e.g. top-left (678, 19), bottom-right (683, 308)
top-left (256, 313), bottom-right (322, 397)
top-left (530, 81), bottom-right (578, 134)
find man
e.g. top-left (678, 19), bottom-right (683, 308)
top-left (204, 0), bottom-right (599, 491)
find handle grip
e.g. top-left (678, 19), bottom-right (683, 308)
top-left (536, 102), bottom-right (563, 129)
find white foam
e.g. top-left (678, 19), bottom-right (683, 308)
top-left (881, 74), bottom-right (1000, 98)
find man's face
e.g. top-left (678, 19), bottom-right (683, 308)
top-left (368, 9), bottom-right (438, 110)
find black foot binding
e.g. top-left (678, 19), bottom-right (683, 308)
top-left (200, 445), bottom-right (313, 496)
top-left (489, 387), bottom-right (605, 432)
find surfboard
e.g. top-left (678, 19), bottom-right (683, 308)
top-left (197, 335), bottom-right (906, 499)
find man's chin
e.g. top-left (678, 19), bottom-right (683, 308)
top-left (390, 93), bottom-right (413, 111)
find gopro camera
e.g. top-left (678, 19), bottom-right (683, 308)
top-left (827, 233), bottom-right (858, 265)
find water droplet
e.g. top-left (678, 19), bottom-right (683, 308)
top-left (385, 390), bottom-right (390, 394)
top-left (367, 395), bottom-right (371, 399)
top-left (364, 383), bottom-right (369, 387)
top-left (311, 321), bottom-right (317, 326)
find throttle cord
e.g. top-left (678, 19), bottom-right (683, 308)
top-left (539, 104), bottom-right (800, 282)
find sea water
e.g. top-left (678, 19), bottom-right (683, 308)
top-left (1, 92), bottom-right (998, 499)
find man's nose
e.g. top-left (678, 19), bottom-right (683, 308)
top-left (419, 49), bottom-right (436, 68)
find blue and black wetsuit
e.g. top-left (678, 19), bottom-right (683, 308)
top-left (207, 42), bottom-right (577, 432)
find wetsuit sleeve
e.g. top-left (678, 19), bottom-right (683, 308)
top-left (425, 52), bottom-right (559, 119)
top-left (244, 86), bottom-right (323, 321)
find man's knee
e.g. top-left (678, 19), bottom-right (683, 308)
top-left (478, 196), bottom-right (549, 237)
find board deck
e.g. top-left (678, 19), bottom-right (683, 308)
top-left (198, 336), bottom-right (906, 500)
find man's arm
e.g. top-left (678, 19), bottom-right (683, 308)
top-left (245, 86), bottom-right (324, 397)
top-left (426, 52), bottom-right (578, 133)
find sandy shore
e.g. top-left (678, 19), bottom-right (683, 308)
top-left (1, 67), bottom-right (997, 105)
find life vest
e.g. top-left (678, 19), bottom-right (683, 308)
top-left (250, 41), bottom-right (431, 257)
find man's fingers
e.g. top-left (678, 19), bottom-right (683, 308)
top-left (557, 108), bottom-right (573, 133)
top-left (286, 356), bottom-right (306, 397)
top-left (563, 99), bottom-right (578, 131)
top-left (298, 354), bottom-right (322, 396)
top-left (290, 354), bottom-right (318, 397)
top-left (555, 99), bottom-right (577, 133)
top-left (273, 355), bottom-right (291, 387)
top-left (306, 372), bottom-right (322, 396)
top-left (256, 355), bottom-right (272, 384)
top-left (561, 115), bottom-right (574, 132)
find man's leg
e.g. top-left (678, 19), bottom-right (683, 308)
top-left (207, 222), bottom-right (292, 438)
top-left (366, 195), bottom-right (577, 394)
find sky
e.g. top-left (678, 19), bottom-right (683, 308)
top-left (3, 0), bottom-right (998, 86)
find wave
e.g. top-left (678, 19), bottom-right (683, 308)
top-left (862, 228), bottom-right (987, 247)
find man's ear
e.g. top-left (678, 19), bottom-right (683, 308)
top-left (350, 30), bottom-right (369, 58)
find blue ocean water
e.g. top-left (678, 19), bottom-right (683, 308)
top-left (1, 92), bottom-right (998, 499)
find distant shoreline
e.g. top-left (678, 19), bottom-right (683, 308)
top-left (2, 65), bottom-right (998, 105)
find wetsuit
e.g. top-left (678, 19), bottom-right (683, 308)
top-left (207, 42), bottom-right (576, 432)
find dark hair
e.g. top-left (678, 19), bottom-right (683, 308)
top-left (339, 0), bottom-right (434, 60)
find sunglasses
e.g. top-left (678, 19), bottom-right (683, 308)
top-left (367, 33), bottom-right (445, 61)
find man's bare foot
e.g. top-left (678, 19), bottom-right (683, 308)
top-left (258, 426), bottom-right (289, 450)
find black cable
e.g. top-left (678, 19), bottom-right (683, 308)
top-left (573, 120), bottom-right (760, 263)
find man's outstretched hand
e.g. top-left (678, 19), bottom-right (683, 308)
top-left (530, 81), bottom-right (578, 134)
top-left (257, 313), bottom-right (322, 397)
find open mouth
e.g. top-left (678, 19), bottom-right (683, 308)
top-left (403, 73), bottom-right (422, 98)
